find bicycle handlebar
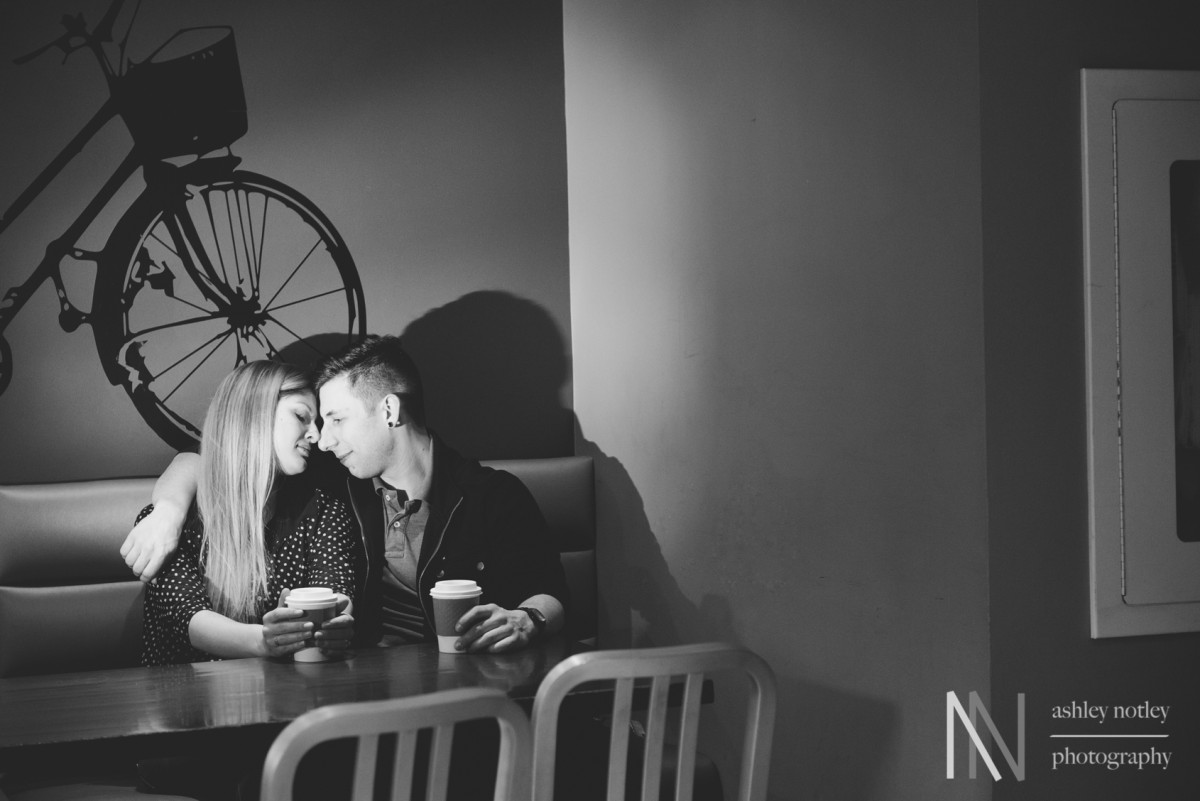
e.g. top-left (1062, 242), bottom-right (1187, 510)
top-left (12, 0), bottom-right (125, 68)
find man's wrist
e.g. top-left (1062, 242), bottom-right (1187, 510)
top-left (518, 606), bottom-right (547, 639)
top-left (153, 497), bottom-right (188, 527)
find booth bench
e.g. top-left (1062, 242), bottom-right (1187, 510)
top-left (0, 456), bottom-right (595, 678)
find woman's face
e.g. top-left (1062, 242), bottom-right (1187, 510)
top-left (273, 390), bottom-right (320, 475)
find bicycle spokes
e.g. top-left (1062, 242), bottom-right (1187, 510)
top-left (126, 244), bottom-right (176, 304)
top-left (94, 171), bottom-right (364, 450)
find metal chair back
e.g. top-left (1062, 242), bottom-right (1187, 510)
top-left (530, 642), bottom-right (776, 801)
top-left (260, 687), bottom-right (532, 801)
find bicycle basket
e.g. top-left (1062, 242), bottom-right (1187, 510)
top-left (117, 26), bottom-right (248, 159)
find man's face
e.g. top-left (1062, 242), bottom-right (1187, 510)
top-left (317, 375), bottom-right (390, 479)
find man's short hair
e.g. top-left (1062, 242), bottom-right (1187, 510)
top-left (316, 335), bottom-right (426, 426)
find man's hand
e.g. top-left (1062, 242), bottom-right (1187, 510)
top-left (122, 452), bottom-right (199, 582)
top-left (316, 594), bottom-right (355, 655)
top-left (454, 604), bottom-right (538, 653)
top-left (120, 502), bottom-right (184, 583)
top-left (260, 589), bottom-right (313, 658)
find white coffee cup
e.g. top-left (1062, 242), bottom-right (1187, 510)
top-left (285, 587), bottom-right (338, 663)
top-left (429, 580), bottom-right (482, 653)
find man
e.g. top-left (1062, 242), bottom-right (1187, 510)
top-left (122, 335), bottom-right (568, 653)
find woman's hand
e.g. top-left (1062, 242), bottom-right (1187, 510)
top-left (259, 590), bottom-right (312, 658)
top-left (315, 594), bottom-right (355, 655)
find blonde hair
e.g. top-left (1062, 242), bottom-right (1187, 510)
top-left (197, 361), bottom-right (309, 622)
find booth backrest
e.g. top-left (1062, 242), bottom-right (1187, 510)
top-left (0, 479), bottom-right (151, 678)
top-left (483, 456), bottom-right (596, 645)
top-left (0, 456), bottom-right (594, 678)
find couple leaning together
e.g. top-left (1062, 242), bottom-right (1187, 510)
top-left (123, 334), bottom-right (569, 666)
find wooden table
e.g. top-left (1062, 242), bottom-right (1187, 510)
top-left (0, 639), bottom-right (581, 769)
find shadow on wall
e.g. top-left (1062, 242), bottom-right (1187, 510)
top-left (401, 290), bottom-right (573, 460)
top-left (576, 421), bottom-right (896, 801)
top-left (278, 332), bottom-right (360, 375)
top-left (277, 290), bottom-right (571, 459)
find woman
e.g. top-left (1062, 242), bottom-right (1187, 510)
top-left (140, 360), bottom-right (357, 665)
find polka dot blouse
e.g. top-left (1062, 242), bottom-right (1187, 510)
top-left (140, 487), bottom-right (358, 666)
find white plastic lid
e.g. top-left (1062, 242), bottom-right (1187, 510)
top-left (429, 579), bottom-right (482, 598)
top-left (286, 587), bottom-right (337, 609)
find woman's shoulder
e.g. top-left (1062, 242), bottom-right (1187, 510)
top-left (311, 487), bottom-right (353, 522)
top-left (272, 488), bottom-right (355, 554)
top-left (284, 485), bottom-right (353, 528)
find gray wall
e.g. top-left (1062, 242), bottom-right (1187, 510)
top-left (981, 0), bottom-right (1200, 797)
top-left (0, 0), bottom-right (573, 480)
top-left (563, 2), bottom-right (990, 799)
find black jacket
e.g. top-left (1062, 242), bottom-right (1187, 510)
top-left (344, 437), bottom-right (569, 645)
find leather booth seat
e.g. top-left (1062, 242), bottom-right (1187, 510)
top-left (0, 456), bottom-right (595, 678)
top-left (486, 456), bottom-right (596, 645)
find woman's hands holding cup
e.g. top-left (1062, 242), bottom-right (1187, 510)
top-left (260, 595), bottom-right (311, 658)
top-left (261, 589), bottom-right (355, 659)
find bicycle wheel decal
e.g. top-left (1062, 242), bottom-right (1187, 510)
top-left (94, 170), bottom-right (365, 450)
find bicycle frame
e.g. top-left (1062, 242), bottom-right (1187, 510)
top-left (0, 0), bottom-right (222, 340)
top-left (0, 103), bottom-right (246, 340)
top-left (0, 98), bottom-right (136, 336)
top-left (0, 0), bottom-right (133, 326)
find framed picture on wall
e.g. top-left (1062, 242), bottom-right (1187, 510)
top-left (1082, 68), bottom-right (1200, 637)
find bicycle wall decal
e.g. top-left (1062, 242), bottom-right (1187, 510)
top-left (0, 0), bottom-right (367, 450)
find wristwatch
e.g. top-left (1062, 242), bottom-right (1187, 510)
top-left (518, 606), bottom-right (547, 638)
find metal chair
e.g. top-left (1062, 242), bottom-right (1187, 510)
top-left (530, 643), bottom-right (776, 801)
top-left (259, 687), bottom-right (532, 801)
